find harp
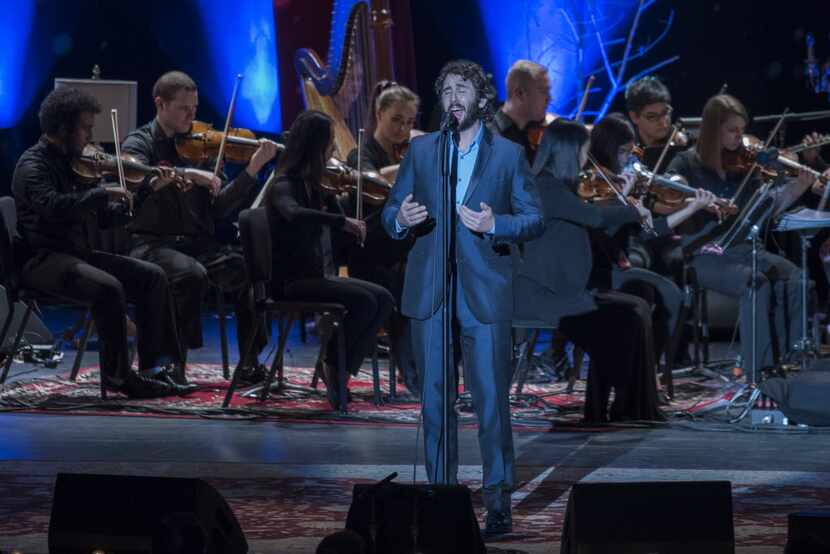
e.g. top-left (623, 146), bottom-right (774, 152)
top-left (294, 0), bottom-right (395, 161)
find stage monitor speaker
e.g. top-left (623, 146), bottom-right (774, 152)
top-left (48, 473), bottom-right (247, 554)
top-left (345, 481), bottom-right (485, 554)
top-left (561, 480), bottom-right (734, 554)
top-left (785, 511), bottom-right (830, 553)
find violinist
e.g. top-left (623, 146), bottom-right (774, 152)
top-left (344, 80), bottom-right (420, 395)
top-left (589, 114), bottom-right (716, 370)
top-left (11, 87), bottom-right (188, 398)
top-left (346, 80), bottom-right (419, 183)
top-left (267, 110), bottom-right (395, 410)
top-left (489, 60), bottom-right (552, 164)
top-left (122, 71), bottom-right (279, 385)
top-left (666, 94), bottom-right (816, 378)
top-left (514, 119), bottom-right (660, 423)
top-left (626, 76), bottom-right (686, 170)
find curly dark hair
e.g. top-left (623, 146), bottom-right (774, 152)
top-left (433, 59), bottom-right (497, 122)
top-left (38, 87), bottom-right (101, 138)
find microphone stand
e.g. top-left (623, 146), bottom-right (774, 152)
top-left (439, 113), bottom-right (458, 485)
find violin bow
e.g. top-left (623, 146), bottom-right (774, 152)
top-left (646, 125), bottom-right (681, 190)
top-left (356, 128), bottom-right (365, 247)
top-left (213, 73), bottom-right (244, 178)
top-left (110, 109), bottom-right (131, 216)
top-left (574, 75), bottom-right (595, 122)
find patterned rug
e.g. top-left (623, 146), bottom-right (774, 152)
top-left (0, 362), bottom-right (737, 427)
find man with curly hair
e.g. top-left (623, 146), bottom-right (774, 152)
top-left (12, 87), bottom-right (190, 398)
top-left (382, 59), bottom-right (543, 537)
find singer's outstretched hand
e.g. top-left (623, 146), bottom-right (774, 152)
top-left (459, 202), bottom-right (494, 233)
top-left (396, 194), bottom-right (429, 228)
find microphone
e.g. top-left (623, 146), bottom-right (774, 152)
top-left (441, 109), bottom-right (459, 134)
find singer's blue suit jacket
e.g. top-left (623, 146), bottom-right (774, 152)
top-left (381, 127), bottom-right (543, 323)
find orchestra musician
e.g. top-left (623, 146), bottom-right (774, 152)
top-left (121, 71), bottom-right (279, 386)
top-left (588, 113), bottom-right (716, 372)
top-left (345, 80), bottom-right (421, 395)
top-left (666, 94), bottom-right (817, 378)
top-left (626, 76), bottom-right (687, 170)
top-left (489, 60), bottom-right (553, 164)
top-left (12, 87), bottom-right (189, 398)
top-left (514, 119), bottom-right (662, 423)
top-left (382, 60), bottom-right (543, 537)
top-left (266, 110), bottom-right (395, 410)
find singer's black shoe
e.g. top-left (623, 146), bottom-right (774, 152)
top-left (482, 510), bottom-right (513, 539)
top-left (103, 372), bottom-right (174, 399)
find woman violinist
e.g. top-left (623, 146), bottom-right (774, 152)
top-left (588, 114), bottom-right (716, 375)
top-left (514, 119), bottom-right (661, 423)
top-left (266, 110), bottom-right (395, 409)
top-left (344, 80), bottom-right (422, 395)
top-left (666, 94), bottom-right (816, 378)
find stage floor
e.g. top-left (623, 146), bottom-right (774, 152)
top-left (1, 308), bottom-right (828, 553)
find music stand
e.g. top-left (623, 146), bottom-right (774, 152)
top-left (54, 78), bottom-right (138, 143)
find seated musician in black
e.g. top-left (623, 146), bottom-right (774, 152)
top-left (514, 119), bottom-right (661, 423)
top-left (121, 71), bottom-right (279, 385)
top-left (12, 87), bottom-right (188, 398)
top-left (589, 114), bottom-right (714, 371)
top-left (489, 59), bottom-right (552, 165)
top-left (625, 76), bottom-right (688, 170)
top-left (345, 80), bottom-right (420, 394)
top-left (266, 110), bottom-right (395, 409)
top-left (666, 94), bottom-right (815, 378)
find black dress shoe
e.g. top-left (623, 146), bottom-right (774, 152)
top-left (104, 372), bottom-right (175, 399)
top-left (482, 510), bottom-right (513, 539)
top-left (158, 366), bottom-right (199, 396)
top-left (236, 363), bottom-right (268, 385)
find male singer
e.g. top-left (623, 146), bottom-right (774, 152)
top-left (382, 60), bottom-right (543, 536)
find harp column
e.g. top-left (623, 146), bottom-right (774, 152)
top-left (370, 0), bottom-right (395, 83)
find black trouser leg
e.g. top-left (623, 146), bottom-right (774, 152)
top-left (21, 250), bottom-right (182, 377)
top-left (283, 276), bottom-right (395, 375)
top-left (131, 244), bottom-right (209, 361)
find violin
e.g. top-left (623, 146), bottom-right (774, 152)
top-left (721, 134), bottom-right (783, 178)
top-left (72, 144), bottom-right (190, 190)
top-left (578, 166), bottom-right (632, 202)
top-left (527, 113), bottom-right (559, 151)
top-left (321, 158), bottom-right (391, 205)
top-left (627, 162), bottom-right (738, 217)
top-left (175, 120), bottom-right (284, 165)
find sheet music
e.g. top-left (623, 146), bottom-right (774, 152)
top-left (775, 207), bottom-right (830, 232)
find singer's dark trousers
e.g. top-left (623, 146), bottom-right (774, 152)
top-left (691, 243), bottom-right (803, 378)
top-left (20, 249), bottom-right (182, 379)
top-left (412, 275), bottom-right (514, 516)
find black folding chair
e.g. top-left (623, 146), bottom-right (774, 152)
top-left (0, 197), bottom-right (105, 397)
top-left (223, 207), bottom-right (351, 411)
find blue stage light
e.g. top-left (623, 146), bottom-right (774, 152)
top-left (195, 0), bottom-right (282, 132)
top-left (0, 1), bottom-right (37, 128)
top-left (478, 0), bottom-right (641, 117)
